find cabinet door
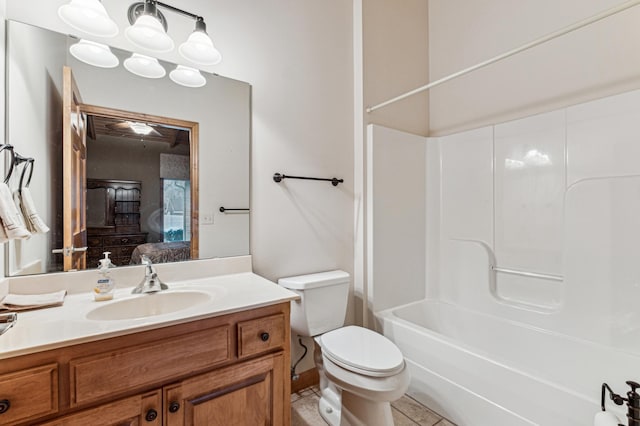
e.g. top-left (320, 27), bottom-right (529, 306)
top-left (40, 390), bottom-right (161, 426)
top-left (165, 352), bottom-right (287, 426)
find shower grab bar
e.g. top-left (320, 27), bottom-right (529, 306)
top-left (491, 265), bottom-right (563, 282)
top-left (366, 0), bottom-right (640, 113)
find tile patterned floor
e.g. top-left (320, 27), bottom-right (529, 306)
top-left (291, 386), bottom-right (457, 426)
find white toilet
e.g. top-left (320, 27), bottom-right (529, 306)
top-left (279, 270), bottom-right (410, 426)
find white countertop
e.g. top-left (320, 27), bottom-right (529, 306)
top-left (0, 272), bottom-right (299, 359)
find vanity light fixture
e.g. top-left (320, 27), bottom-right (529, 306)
top-left (169, 65), bottom-right (206, 88)
top-left (178, 18), bottom-right (222, 66)
top-left (123, 53), bottom-right (166, 78)
top-left (69, 39), bottom-right (119, 68)
top-left (59, 0), bottom-right (220, 86)
top-left (126, 1), bottom-right (222, 66)
top-left (58, 0), bottom-right (119, 38)
top-left (125, 1), bottom-right (174, 53)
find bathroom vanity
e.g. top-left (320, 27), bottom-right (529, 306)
top-left (0, 264), bottom-right (297, 426)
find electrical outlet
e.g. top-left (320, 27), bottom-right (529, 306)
top-left (201, 212), bottom-right (214, 225)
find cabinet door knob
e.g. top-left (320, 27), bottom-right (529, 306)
top-left (145, 408), bottom-right (158, 422)
top-left (260, 332), bottom-right (270, 342)
top-left (0, 399), bottom-right (10, 414)
top-left (168, 401), bottom-right (181, 413)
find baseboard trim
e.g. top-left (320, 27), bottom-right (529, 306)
top-left (291, 367), bottom-right (319, 393)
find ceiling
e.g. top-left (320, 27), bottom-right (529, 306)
top-left (87, 115), bottom-right (190, 147)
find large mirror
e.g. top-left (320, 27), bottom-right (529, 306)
top-left (5, 20), bottom-right (251, 276)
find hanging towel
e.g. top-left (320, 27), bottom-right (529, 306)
top-left (15, 188), bottom-right (49, 234)
top-left (0, 182), bottom-right (30, 240)
top-left (0, 223), bottom-right (8, 243)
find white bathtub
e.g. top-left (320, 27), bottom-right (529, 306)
top-left (376, 300), bottom-right (635, 426)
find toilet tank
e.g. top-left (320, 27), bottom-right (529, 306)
top-left (278, 270), bottom-right (350, 337)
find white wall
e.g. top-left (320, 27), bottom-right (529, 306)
top-left (363, 0), bottom-right (429, 136)
top-left (428, 0), bottom-right (640, 135)
top-left (5, 22), bottom-right (65, 275)
top-left (0, 0), bottom-right (5, 277)
top-left (212, 1), bottom-right (355, 285)
top-left (357, 0), bottom-right (429, 326)
top-left (366, 125), bottom-right (426, 322)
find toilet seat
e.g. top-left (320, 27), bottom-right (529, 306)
top-left (319, 326), bottom-right (405, 378)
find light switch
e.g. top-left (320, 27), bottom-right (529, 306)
top-left (201, 212), bottom-right (214, 225)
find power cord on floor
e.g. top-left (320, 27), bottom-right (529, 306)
top-left (291, 337), bottom-right (308, 381)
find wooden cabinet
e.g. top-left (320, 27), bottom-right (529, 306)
top-left (86, 179), bottom-right (142, 233)
top-left (165, 353), bottom-right (285, 426)
top-left (40, 391), bottom-right (162, 426)
top-left (0, 364), bottom-right (58, 425)
top-left (0, 303), bottom-right (291, 426)
top-left (87, 232), bottom-right (147, 266)
top-left (87, 179), bottom-right (147, 266)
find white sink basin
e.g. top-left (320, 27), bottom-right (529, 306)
top-left (86, 291), bottom-right (212, 321)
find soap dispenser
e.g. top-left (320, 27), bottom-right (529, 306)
top-left (94, 252), bottom-right (116, 301)
top-left (627, 381), bottom-right (640, 426)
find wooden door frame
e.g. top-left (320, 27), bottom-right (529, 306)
top-left (78, 104), bottom-right (200, 259)
top-left (62, 66), bottom-right (87, 271)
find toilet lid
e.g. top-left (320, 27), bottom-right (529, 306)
top-left (319, 326), bottom-right (404, 377)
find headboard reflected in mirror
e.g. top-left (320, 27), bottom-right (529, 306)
top-left (5, 20), bottom-right (251, 277)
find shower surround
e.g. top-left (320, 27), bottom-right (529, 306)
top-left (368, 88), bottom-right (640, 425)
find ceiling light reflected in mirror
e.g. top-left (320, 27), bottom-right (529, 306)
top-left (124, 53), bottom-right (166, 78)
top-left (69, 39), bottom-right (119, 68)
top-left (127, 121), bottom-right (155, 135)
top-left (169, 65), bottom-right (206, 88)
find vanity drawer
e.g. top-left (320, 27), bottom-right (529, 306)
top-left (237, 313), bottom-right (286, 359)
top-left (0, 363), bottom-right (58, 425)
top-left (69, 325), bottom-right (231, 407)
top-left (103, 234), bottom-right (146, 246)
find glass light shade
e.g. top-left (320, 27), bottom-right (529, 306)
top-left (69, 40), bottom-right (119, 68)
top-left (178, 31), bottom-right (222, 66)
top-left (125, 15), bottom-right (174, 52)
top-left (124, 53), bottom-right (166, 79)
top-left (58, 0), bottom-right (118, 38)
top-left (169, 65), bottom-right (206, 88)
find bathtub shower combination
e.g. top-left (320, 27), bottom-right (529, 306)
top-left (368, 88), bottom-right (640, 426)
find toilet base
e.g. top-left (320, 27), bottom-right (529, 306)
top-left (340, 391), bottom-right (394, 426)
top-left (317, 387), bottom-right (394, 426)
top-left (318, 390), bottom-right (341, 426)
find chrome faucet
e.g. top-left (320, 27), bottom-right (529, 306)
top-left (132, 255), bottom-right (168, 294)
